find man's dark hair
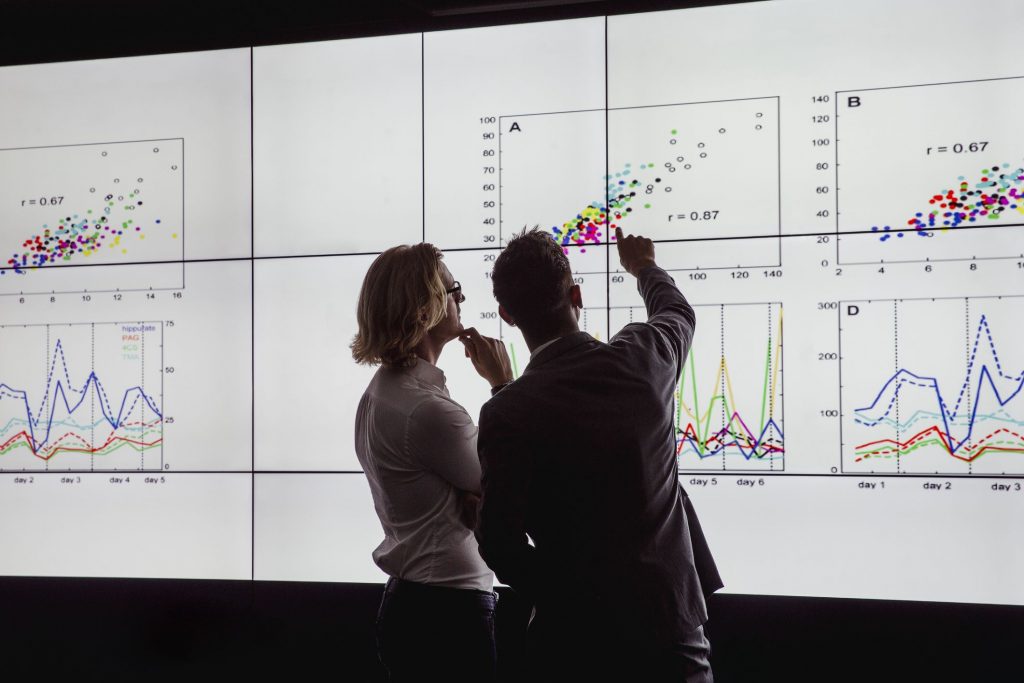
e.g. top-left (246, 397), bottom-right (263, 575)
top-left (491, 227), bottom-right (572, 332)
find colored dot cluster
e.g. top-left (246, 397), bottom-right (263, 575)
top-left (4, 187), bottom-right (163, 275)
top-left (549, 137), bottom-right (677, 252)
top-left (873, 163), bottom-right (1024, 242)
top-left (551, 203), bottom-right (607, 250)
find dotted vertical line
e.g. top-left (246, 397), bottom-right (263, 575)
top-left (720, 304), bottom-right (727, 472)
top-left (767, 303), bottom-right (774, 471)
top-left (966, 298), bottom-right (972, 475)
top-left (894, 300), bottom-right (900, 474)
top-left (90, 323), bottom-right (95, 472)
top-left (141, 322), bottom-right (145, 471)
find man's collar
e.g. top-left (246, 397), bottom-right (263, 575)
top-left (528, 336), bottom-right (561, 360)
top-left (524, 332), bottom-right (595, 373)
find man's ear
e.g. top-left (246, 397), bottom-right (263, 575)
top-left (569, 284), bottom-right (583, 310)
top-left (498, 304), bottom-right (515, 326)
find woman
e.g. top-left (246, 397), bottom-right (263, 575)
top-left (350, 243), bottom-right (512, 682)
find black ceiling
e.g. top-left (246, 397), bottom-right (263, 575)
top-left (0, 0), bottom-right (761, 66)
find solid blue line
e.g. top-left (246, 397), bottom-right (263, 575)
top-left (0, 338), bottom-right (162, 451)
top-left (853, 316), bottom-right (1024, 455)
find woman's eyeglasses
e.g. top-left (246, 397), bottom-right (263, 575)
top-left (445, 281), bottom-right (464, 303)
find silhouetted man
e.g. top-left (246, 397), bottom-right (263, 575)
top-left (474, 227), bottom-right (722, 681)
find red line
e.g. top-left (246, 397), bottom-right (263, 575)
top-left (855, 426), bottom-right (1024, 462)
top-left (1, 425), bottom-right (163, 461)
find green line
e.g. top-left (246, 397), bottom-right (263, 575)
top-left (689, 351), bottom-right (702, 441)
top-left (0, 438), bottom-right (161, 458)
top-left (856, 437), bottom-right (1024, 459)
top-left (758, 335), bottom-right (772, 434)
top-left (674, 325), bottom-right (788, 460)
top-left (509, 342), bottom-right (519, 379)
top-left (676, 361), bottom-right (687, 434)
top-left (0, 424), bottom-right (163, 445)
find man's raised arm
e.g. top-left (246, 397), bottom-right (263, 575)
top-left (615, 227), bottom-right (696, 375)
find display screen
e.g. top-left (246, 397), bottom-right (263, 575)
top-left (0, 0), bottom-right (1021, 606)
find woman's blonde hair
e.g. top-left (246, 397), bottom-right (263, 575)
top-left (351, 243), bottom-right (448, 368)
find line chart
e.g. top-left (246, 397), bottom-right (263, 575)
top-left (0, 322), bottom-right (164, 471)
top-left (840, 297), bottom-right (1024, 474)
top-left (611, 302), bottom-right (783, 471)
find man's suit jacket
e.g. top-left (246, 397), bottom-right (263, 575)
top-left (476, 265), bottom-right (722, 643)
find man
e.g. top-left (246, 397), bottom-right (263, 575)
top-left (471, 226), bottom-right (722, 681)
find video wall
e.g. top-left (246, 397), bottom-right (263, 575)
top-left (0, 0), bottom-right (1022, 606)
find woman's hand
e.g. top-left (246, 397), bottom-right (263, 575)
top-left (459, 327), bottom-right (513, 388)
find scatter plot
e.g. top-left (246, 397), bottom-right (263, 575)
top-left (892, 164), bottom-right (1024, 238)
top-left (0, 140), bottom-right (185, 294)
top-left (836, 77), bottom-right (1024, 264)
top-left (498, 97), bottom-right (780, 269)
